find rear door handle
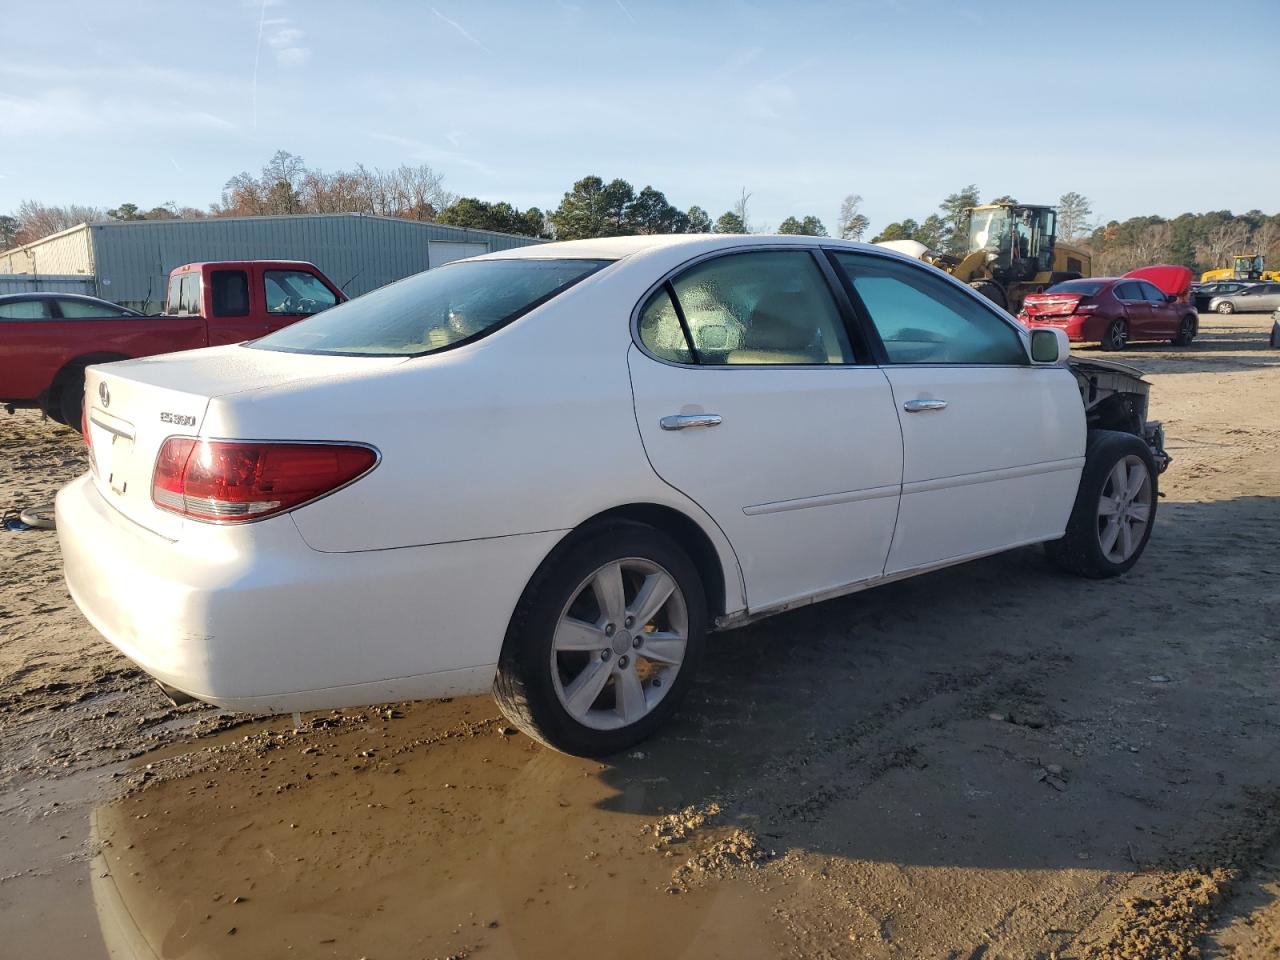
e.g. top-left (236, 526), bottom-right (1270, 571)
top-left (660, 413), bottom-right (723, 431)
top-left (903, 399), bottom-right (948, 413)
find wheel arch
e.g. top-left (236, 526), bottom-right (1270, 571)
top-left (48, 352), bottom-right (131, 398)
top-left (537, 502), bottom-right (737, 624)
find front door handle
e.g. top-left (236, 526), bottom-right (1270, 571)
top-left (660, 413), bottom-right (723, 431)
top-left (903, 399), bottom-right (948, 413)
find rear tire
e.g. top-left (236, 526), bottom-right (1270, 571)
top-left (1045, 431), bottom-right (1157, 579)
top-left (1101, 318), bottom-right (1128, 351)
top-left (58, 372), bottom-right (86, 432)
top-left (493, 523), bottom-right (707, 757)
top-left (1171, 314), bottom-right (1197, 346)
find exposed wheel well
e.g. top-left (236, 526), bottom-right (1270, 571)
top-left (561, 504), bottom-right (728, 621)
top-left (47, 353), bottom-right (130, 405)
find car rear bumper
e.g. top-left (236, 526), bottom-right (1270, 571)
top-left (56, 473), bottom-right (564, 713)
top-left (1025, 316), bottom-right (1088, 342)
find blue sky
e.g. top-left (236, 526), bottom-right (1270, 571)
top-left (2, 0), bottom-right (1276, 234)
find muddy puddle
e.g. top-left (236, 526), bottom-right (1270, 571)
top-left (84, 696), bottom-right (781, 959)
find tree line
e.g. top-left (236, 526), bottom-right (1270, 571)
top-left (2, 151), bottom-right (1276, 278)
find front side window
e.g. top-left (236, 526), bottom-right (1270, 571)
top-left (56, 298), bottom-right (130, 319)
top-left (264, 270), bottom-right (338, 316)
top-left (0, 299), bottom-right (51, 320)
top-left (253, 258), bottom-right (609, 357)
top-left (833, 252), bottom-right (1027, 365)
top-left (656, 250), bottom-right (853, 365)
top-left (1139, 282), bottom-right (1168, 303)
top-left (211, 270), bottom-right (250, 317)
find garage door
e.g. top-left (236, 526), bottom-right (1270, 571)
top-left (428, 241), bottom-right (490, 269)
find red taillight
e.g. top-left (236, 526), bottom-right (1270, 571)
top-left (151, 439), bottom-right (377, 523)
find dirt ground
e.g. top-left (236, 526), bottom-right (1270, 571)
top-left (2, 312), bottom-right (1278, 959)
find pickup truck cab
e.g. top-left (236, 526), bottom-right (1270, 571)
top-left (1, 260), bottom-right (344, 428)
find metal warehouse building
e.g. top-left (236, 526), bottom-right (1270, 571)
top-left (0, 214), bottom-right (542, 313)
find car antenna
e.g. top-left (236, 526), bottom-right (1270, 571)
top-left (339, 269), bottom-right (362, 293)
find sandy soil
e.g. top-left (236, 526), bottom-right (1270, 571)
top-left (1, 312), bottom-right (1278, 959)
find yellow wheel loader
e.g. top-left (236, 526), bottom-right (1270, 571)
top-left (1199, 254), bottom-right (1279, 283)
top-left (877, 202), bottom-right (1092, 314)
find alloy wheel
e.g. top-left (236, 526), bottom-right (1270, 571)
top-left (1096, 454), bottom-right (1152, 564)
top-left (550, 558), bottom-right (688, 731)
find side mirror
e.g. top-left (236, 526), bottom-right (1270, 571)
top-left (1029, 327), bottom-right (1068, 364)
top-left (1165, 293), bottom-right (1177, 303)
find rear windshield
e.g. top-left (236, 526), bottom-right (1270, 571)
top-left (251, 258), bottom-right (610, 357)
top-left (1045, 279), bottom-right (1107, 295)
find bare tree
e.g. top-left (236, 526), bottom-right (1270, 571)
top-left (1197, 221), bottom-right (1251, 268)
top-left (12, 200), bottom-right (106, 244)
top-left (732, 188), bottom-right (752, 233)
top-left (838, 194), bottom-right (870, 241)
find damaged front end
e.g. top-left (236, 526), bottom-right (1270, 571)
top-left (1068, 357), bottom-right (1171, 473)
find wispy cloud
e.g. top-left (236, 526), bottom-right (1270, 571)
top-left (614, 0), bottom-right (636, 23)
top-left (368, 131), bottom-right (498, 178)
top-left (430, 6), bottom-right (492, 55)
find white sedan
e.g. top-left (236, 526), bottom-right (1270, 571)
top-left (57, 235), bottom-right (1168, 756)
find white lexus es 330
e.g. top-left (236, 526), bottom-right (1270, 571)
top-left (57, 234), bottom-right (1167, 756)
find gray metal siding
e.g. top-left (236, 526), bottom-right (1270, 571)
top-left (0, 274), bottom-right (95, 295)
top-left (88, 214), bottom-right (542, 312)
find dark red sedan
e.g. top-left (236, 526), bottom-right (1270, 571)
top-left (1020, 274), bottom-right (1198, 350)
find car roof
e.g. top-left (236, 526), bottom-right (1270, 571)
top-left (473, 233), bottom-right (898, 262)
top-left (0, 291), bottom-right (127, 305)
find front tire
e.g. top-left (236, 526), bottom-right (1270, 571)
top-left (1101, 318), bottom-right (1128, 351)
top-left (1216, 301), bottom-right (1235, 315)
top-left (968, 279), bottom-right (1007, 311)
top-left (1172, 314), bottom-right (1197, 346)
top-left (1045, 431), bottom-right (1157, 579)
top-left (493, 523), bottom-right (707, 756)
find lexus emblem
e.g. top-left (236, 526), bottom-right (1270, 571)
top-left (98, 381), bottom-right (110, 408)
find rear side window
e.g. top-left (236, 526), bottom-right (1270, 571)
top-left (211, 270), bottom-right (250, 317)
top-left (252, 259), bottom-right (609, 357)
top-left (57, 298), bottom-right (131, 319)
top-left (1114, 282), bottom-right (1143, 301)
top-left (637, 287), bottom-right (694, 364)
top-left (663, 250), bottom-right (853, 365)
top-left (264, 270), bottom-right (338, 316)
top-left (833, 252), bottom-right (1026, 365)
top-left (0, 299), bottom-right (51, 320)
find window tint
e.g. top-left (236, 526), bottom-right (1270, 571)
top-left (264, 270), bottom-right (338, 316)
top-left (637, 287), bottom-right (693, 363)
top-left (0, 299), bottom-right (51, 320)
top-left (833, 252), bottom-right (1027, 365)
top-left (211, 270), bottom-right (250, 317)
top-left (56, 298), bottom-right (130, 319)
top-left (666, 250), bottom-right (853, 365)
top-left (1114, 282), bottom-right (1143, 302)
top-left (253, 259), bottom-right (608, 357)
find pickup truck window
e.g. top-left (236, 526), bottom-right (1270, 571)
top-left (166, 274), bottom-right (201, 316)
top-left (0, 299), bottom-right (52, 320)
top-left (264, 270), bottom-right (337, 316)
top-left (212, 270), bottom-right (250, 317)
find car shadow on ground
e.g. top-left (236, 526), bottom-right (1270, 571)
top-left (90, 494), bottom-right (1280, 958)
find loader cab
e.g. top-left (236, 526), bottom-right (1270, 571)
top-left (967, 203), bottom-right (1057, 283)
top-left (1233, 254), bottom-right (1265, 280)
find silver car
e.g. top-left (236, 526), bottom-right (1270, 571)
top-left (1208, 282), bottom-right (1280, 314)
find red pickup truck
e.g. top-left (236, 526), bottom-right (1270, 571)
top-left (1, 260), bottom-right (345, 429)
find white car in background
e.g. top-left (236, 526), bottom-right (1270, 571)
top-left (57, 235), bottom-right (1169, 756)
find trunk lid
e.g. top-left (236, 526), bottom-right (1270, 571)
top-left (1022, 293), bottom-right (1084, 319)
top-left (81, 345), bottom-right (402, 539)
